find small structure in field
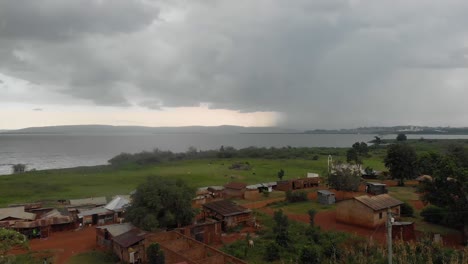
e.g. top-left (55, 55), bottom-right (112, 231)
top-left (317, 190), bottom-right (335, 205)
top-left (207, 186), bottom-right (225, 198)
top-left (365, 182), bottom-right (388, 195)
top-left (223, 182), bottom-right (247, 199)
top-left (202, 200), bottom-right (252, 230)
top-left (244, 182), bottom-right (276, 200)
top-left (392, 221), bottom-right (415, 241)
top-left (336, 194), bottom-right (403, 228)
top-left (105, 195), bottom-right (130, 223)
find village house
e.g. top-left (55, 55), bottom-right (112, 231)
top-left (96, 222), bottom-right (135, 249)
top-left (112, 228), bottom-right (147, 263)
top-left (104, 195), bottom-right (130, 223)
top-left (145, 231), bottom-right (247, 264)
top-left (365, 182), bottom-right (388, 195)
top-left (67, 197), bottom-right (107, 218)
top-left (202, 200), bottom-right (252, 230)
top-left (336, 194), bottom-right (403, 228)
top-left (317, 190), bottom-right (336, 205)
top-left (223, 182), bottom-right (247, 199)
top-left (207, 186), bottom-right (224, 199)
top-left (78, 207), bottom-right (114, 226)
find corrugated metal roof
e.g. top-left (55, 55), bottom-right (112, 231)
top-left (366, 182), bottom-right (387, 186)
top-left (354, 194), bottom-right (403, 211)
top-left (224, 182), bottom-right (247, 190)
top-left (96, 223), bottom-right (135, 237)
top-left (317, 190), bottom-right (334, 195)
top-left (0, 206), bottom-right (36, 221)
top-left (202, 200), bottom-right (251, 217)
top-left (208, 186), bottom-right (224, 191)
top-left (70, 197), bottom-right (107, 206)
top-left (77, 207), bottom-right (112, 218)
top-left (113, 229), bottom-right (146, 248)
top-left (105, 196), bottom-right (130, 211)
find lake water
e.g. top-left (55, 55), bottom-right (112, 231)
top-left (1, 133), bottom-right (468, 175)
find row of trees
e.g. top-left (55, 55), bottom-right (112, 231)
top-left (108, 146), bottom-right (334, 167)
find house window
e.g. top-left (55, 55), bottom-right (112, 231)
top-left (379, 212), bottom-right (383, 219)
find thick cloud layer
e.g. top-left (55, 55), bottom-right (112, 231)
top-left (1, 0), bottom-right (468, 128)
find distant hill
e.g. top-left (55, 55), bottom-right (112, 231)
top-left (1, 125), bottom-right (301, 135)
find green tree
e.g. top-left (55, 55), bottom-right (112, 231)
top-left (273, 210), bottom-right (290, 247)
top-left (308, 209), bottom-right (317, 226)
top-left (126, 176), bottom-right (195, 231)
top-left (328, 166), bottom-right (361, 192)
top-left (147, 243), bottom-right (165, 264)
top-left (420, 157), bottom-right (468, 244)
top-left (11, 164), bottom-right (26, 174)
top-left (0, 228), bottom-right (28, 258)
top-left (346, 148), bottom-right (361, 166)
top-left (384, 144), bottom-right (417, 186)
top-left (417, 152), bottom-right (443, 176)
top-left (396, 133), bottom-right (407, 141)
top-left (299, 244), bottom-right (322, 264)
top-left (277, 169), bottom-right (285, 180)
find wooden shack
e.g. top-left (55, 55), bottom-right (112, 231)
top-left (96, 222), bottom-right (135, 249)
top-left (317, 190), bottom-right (335, 205)
top-left (365, 182), bottom-right (388, 195)
top-left (177, 218), bottom-right (222, 245)
top-left (336, 194), bottom-right (403, 228)
top-left (202, 200), bottom-right (252, 230)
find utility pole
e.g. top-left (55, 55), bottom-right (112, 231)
top-left (386, 207), bottom-right (393, 264)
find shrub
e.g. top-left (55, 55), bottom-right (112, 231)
top-left (400, 202), bottom-right (414, 217)
top-left (264, 242), bottom-right (280, 261)
top-left (286, 191), bottom-right (308, 203)
top-left (420, 205), bottom-right (446, 224)
top-left (300, 245), bottom-right (322, 264)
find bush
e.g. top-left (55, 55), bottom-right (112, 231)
top-left (300, 245), bottom-right (322, 264)
top-left (285, 191), bottom-right (308, 203)
top-left (400, 202), bottom-right (414, 217)
top-left (264, 242), bottom-right (280, 261)
top-left (420, 205), bottom-right (446, 224)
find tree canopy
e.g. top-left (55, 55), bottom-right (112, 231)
top-left (126, 176), bottom-right (195, 231)
top-left (384, 144), bottom-right (417, 186)
top-left (396, 133), bottom-right (407, 141)
top-left (328, 165), bottom-right (361, 192)
top-left (0, 228), bottom-right (28, 257)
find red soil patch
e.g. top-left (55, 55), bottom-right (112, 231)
top-left (15, 227), bottom-right (97, 264)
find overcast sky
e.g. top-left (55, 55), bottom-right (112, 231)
top-left (1, 0), bottom-right (468, 130)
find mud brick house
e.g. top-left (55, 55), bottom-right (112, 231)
top-left (317, 190), bottom-right (336, 205)
top-left (276, 177), bottom-right (320, 191)
top-left (202, 200), bottom-right (252, 230)
top-left (113, 228), bottom-right (147, 263)
top-left (145, 231), bottom-right (247, 264)
top-left (223, 182), bottom-right (247, 199)
top-left (177, 218), bottom-right (222, 245)
top-left (365, 182), bottom-right (388, 195)
top-left (207, 186), bottom-right (224, 198)
top-left (336, 194), bottom-right (403, 228)
top-left (96, 222), bottom-right (135, 249)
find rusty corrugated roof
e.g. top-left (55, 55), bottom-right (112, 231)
top-left (113, 228), bottom-right (146, 248)
top-left (202, 200), bottom-right (250, 217)
top-left (354, 194), bottom-right (403, 211)
top-left (224, 182), bottom-right (247, 190)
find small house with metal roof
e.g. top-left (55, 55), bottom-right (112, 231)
top-left (336, 194), bottom-right (403, 228)
top-left (202, 200), bottom-right (252, 230)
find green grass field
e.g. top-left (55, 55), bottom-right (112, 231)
top-left (66, 251), bottom-right (117, 264)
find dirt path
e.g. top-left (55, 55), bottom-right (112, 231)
top-left (26, 227), bottom-right (97, 264)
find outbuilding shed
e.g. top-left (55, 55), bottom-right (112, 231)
top-left (365, 182), bottom-right (388, 195)
top-left (317, 190), bottom-right (335, 205)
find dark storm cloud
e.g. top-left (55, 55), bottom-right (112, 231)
top-left (1, 0), bottom-right (468, 128)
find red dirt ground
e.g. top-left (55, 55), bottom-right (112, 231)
top-left (15, 227), bottom-right (97, 264)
